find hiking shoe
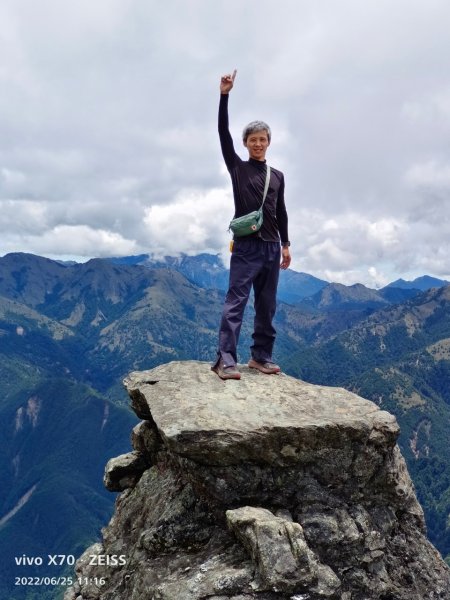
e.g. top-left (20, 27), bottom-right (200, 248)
top-left (211, 360), bottom-right (241, 380)
top-left (248, 358), bottom-right (281, 374)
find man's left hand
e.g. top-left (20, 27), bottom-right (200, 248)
top-left (280, 247), bottom-right (291, 270)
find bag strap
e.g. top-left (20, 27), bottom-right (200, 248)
top-left (260, 165), bottom-right (271, 210)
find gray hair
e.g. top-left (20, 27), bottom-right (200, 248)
top-left (242, 120), bottom-right (271, 143)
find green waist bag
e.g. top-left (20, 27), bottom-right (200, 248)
top-left (228, 207), bottom-right (264, 237)
top-left (229, 166), bottom-right (271, 238)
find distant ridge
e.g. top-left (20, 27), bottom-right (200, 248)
top-left (108, 252), bottom-right (230, 291)
top-left (2, 251), bottom-right (447, 301)
top-left (301, 282), bottom-right (389, 311)
top-left (107, 252), bottom-right (329, 302)
top-left (385, 275), bottom-right (449, 291)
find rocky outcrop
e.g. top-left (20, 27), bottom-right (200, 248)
top-left (65, 361), bottom-right (450, 600)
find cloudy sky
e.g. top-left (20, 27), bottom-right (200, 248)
top-left (1, 0), bottom-right (450, 286)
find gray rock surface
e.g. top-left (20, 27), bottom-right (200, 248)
top-left (226, 507), bottom-right (340, 596)
top-left (66, 360), bottom-right (450, 600)
top-left (103, 451), bottom-right (149, 492)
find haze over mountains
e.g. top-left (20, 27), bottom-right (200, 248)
top-left (0, 251), bottom-right (449, 599)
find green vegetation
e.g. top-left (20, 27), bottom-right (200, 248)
top-left (0, 346), bottom-right (137, 599)
top-left (1, 253), bottom-right (450, 598)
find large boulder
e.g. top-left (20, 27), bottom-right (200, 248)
top-left (65, 361), bottom-right (450, 600)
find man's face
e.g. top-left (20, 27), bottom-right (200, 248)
top-left (244, 130), bottom-right (270, 161)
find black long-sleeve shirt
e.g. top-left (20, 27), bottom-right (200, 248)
top-left (218, 93), bottom-right (289, 244)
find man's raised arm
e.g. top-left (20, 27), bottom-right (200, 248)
top-left (218, 69), bottom-right (239, 171)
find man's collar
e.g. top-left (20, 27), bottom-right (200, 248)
top-left (248, 158), bottom-right (267, 167)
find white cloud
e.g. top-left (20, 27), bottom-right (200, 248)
top-left (405, 160), bottom-right (450, 189)
top-left (0, 199), bottom-right (48, 233)
top-left (143, 188), bottom-right (232, 256)
top-left (0, 167), bottom-right (27, 191)
top-left (402, 86), bottom-right (450, 127)
top-left (3, 225), bottom-right (140, 258)
top-left (1, 0), bottom-right (450, 285)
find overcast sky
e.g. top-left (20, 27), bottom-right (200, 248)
top-left (1, 0), bottom-right (450, 286)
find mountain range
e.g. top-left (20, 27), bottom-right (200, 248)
top-left (0, 251), bottom-right (449, 598)
top-left (107, 251), bottom-right (449, 302)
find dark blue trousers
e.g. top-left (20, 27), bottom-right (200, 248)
top-left (216, 238), bottom-right (281, 367)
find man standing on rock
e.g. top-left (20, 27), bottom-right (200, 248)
top-left (212, 69), bottom-right (291, 380)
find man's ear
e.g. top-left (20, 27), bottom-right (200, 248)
top-left (243, 139), bottom-right (247, 148)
